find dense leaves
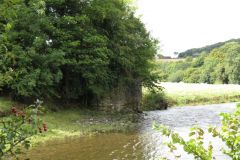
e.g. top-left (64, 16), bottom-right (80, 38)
top-left (0, 0), bottom-right (158, 106)
top-left (0, 100), bottom-right (46, 159)
top-left (142, 89), bottom-right (169, 111)
top-left (178, 38), bottom-right (240, 58)
top-left (158, 42), bottom-right (240, 84)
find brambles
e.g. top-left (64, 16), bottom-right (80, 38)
top-left (0, 100), bottom-right (47, 159)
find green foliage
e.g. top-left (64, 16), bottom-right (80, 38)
top-left (183, 68), bottom-right (201, 83)
top-left (0, 100), bottom-right (46, 159)
top-left (158, 42), bottom-right (240, 85)
top-left (155, 104), bottom-right (240, 160)
top-left (178, 38), bottom-right (240, 58)
top-left (0, 97), bottom-right (14, 113)
top-left (0, 0), bottom-right (64, 98)
top-left (168, 70), bottom-right (184, 82)
top-left (142, 89), bottom-right (169, 111)
top-left (0, 0), bottom-right (158, 106)
top-left (208, 105), bottom-right (240, 159)
top-left (155, 124), bottom-right (213, 160)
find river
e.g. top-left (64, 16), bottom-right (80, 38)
top-left (25, 103), bottom-right (236, 160)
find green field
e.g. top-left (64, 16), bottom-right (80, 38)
top-left (161, 82), bottom-right (240, 106)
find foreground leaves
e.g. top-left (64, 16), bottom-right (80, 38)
top-left (0, 100), bottom-right (47, 159)
top-left (154, 104), bottom-right (240, 160)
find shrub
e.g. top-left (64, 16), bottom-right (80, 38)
top-left (0, 100), bottom-right (46, 159)
top-left (183, 68), bottom-right (201, 83)
top-left (142, 90), bottom-right (169, 111)
top-left (168, 70), bottom-right (184, 82)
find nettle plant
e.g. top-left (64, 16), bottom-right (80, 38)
top-left (0, 100), bottom-right (47, 159)
top-left (154, 104), bottom-right (240, 160)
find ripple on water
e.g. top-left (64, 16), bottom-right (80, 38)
top-left (23, 103), bottom-right (236, 160)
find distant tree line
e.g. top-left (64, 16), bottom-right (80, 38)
top-left (0, 0), bottom-right (158, 105)
top-left (178, 38), bottom-right (240, 58)
top-left (158, 42), bottom-right (240, 84)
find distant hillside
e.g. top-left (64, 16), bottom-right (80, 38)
top-left (178, 38), bottom-right (240, 58)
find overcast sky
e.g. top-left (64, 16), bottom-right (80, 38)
top-left (136, 0), bottom-right (240, 57)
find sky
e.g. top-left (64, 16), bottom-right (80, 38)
top-left (136, 0), bottom-right (240, 57)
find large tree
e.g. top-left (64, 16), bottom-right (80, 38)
top-left (0, 0), bottom-right (158, 106)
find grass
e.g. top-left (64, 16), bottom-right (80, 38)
top-left (36, 109), bottom-right (138, 145)
top-left (0, 97), bottom-right (138, 146)
top-left (161, 82), bottom-right (240, 106)
top-left (0, 97), bottom-right (15, 113)
top-left (2, 82), bottom-right (239, 144)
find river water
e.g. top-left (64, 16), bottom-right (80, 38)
top-left (25, 103), bottom-right (236, 160)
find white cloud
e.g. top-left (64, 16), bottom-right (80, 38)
top-left (136, 0), bottom-right (240, 56)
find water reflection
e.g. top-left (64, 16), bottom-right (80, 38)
top-left (24, 134), bottom-right (145, 160)
top-left (24, 103), bottom-right (236, 160)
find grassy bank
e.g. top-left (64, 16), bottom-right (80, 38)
top-left (0, 97), bottom-right (138, 146)
top-left (0, 97), bottom-right (15, 114)
top-left (2, 82), bottom-right (239, 145)
top-left (32, 109), bottom-right (138, 145)
top-left (161, 82), bottom-right (240, 106)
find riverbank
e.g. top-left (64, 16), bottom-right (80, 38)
top-left (0, 97), bottom-right (139, 146)
top-left (161, 82), bottom-right (240, 106)
top-left (1, 81), bottom-right (240, 146)
top-left (31, 109), bottom-right (139, 146)
top-left (23, 103), bottom-right (238, 160)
